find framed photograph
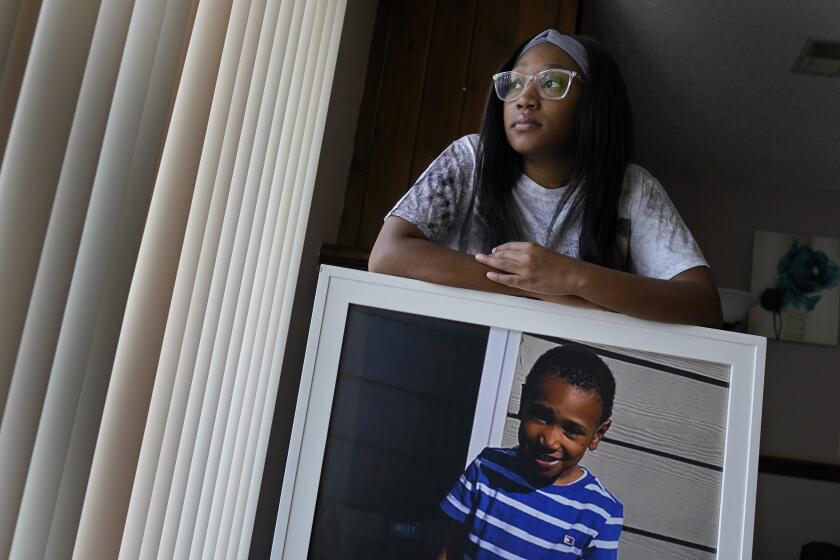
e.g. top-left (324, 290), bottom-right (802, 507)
top-left (748, 230), bottom-right (840, 345)
top-left (272, 266), bottom-right (766, 560)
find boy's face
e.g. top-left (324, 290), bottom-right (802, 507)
top-left (518, 375), bottom-right (610, 485)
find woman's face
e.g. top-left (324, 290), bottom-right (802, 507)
top-left (503, 43), bottom-right (583, 163)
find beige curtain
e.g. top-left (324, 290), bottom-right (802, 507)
top-left (0, 0), bottom-right (346, 557)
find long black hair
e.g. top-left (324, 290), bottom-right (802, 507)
top-left (473, 35), bottom-right (634, 270)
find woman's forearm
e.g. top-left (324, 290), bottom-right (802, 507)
top-left (475, 241), bottom-right (721, 327)
top-left (369, 233), bottom-right (524, 295)
top-left (573, 263), bottom-right (722, 327)
top-left (371, 219), bottom-right (721, 327)
top-left (369, 229), bottom-right (610, 312)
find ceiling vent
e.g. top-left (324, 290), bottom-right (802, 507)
top-left (792, 38), bottom-right (840, 76)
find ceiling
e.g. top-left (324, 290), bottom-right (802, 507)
top-left (581, 1), bottom-right (840, 192)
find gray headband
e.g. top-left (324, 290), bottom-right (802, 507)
top-left (520, 29), bottom-right (589, 78)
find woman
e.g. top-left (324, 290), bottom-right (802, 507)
top-left (369, 30), bottom-right (721, 327)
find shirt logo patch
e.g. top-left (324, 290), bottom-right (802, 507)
top-left (563, 535), bottom-right (575, 546)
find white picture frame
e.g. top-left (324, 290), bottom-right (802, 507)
top-left (272, 265), bottom-right (766, 559)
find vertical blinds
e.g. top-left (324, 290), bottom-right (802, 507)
top-left (0, 0), bottom-right (346, 557)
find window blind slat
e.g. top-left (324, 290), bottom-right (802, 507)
top-left (165, 1), bottom-right (300, 557)
top-left (230, 3), bottom-right (345, 556)
top-left (46, 0), bottom-right (194, 555)
top-left (0, 0), bottom-right (131, 555)
top-left (0, 0), bottom-right (347, 556)
top-left (154, 0), bottom-right (284, 550)
top-left (265, 5), bottom-right (347, 556)
top-left (11, 0), bottom-right (191, 557)
top-left (0, 0), bottom-right (27, 76)
top-left (188, 0), bottom-right (317, 547)
top-left (210, 2), bottom-right (329, 556)
top-left (0, 0), bottom-right (43, 164)
top-left (0, 0), bottom-right (100, 426)
top-left (70, 0), bottom-right (235, 555)
top-left (185, 98), bottom-right (275, 559)
top-left (120, 0), bottom-right (258, 558)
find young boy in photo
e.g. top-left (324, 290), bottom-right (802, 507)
top-left (438, 345), bottom-right (623, 559)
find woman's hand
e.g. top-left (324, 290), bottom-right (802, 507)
top-left (475, 241), bottom-right (586, 296)
top-left (476, 241), bottom-right (722, 326)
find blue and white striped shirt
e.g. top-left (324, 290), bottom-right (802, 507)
top-left (441, 447), bottom-right (623, 559)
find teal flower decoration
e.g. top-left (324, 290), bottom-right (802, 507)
top-left (759, 241), bottom-right (840, 338)
top-left (778, 241), bottom-right (839, 299)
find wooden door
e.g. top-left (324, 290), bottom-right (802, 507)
top-left (332, 0), bottom-right (579, 260)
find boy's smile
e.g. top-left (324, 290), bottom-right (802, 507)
top-left (517, 375), bottom-right (610, 486)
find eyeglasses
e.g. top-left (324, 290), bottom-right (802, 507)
top-left (491, 68), bottom-right (583, 102)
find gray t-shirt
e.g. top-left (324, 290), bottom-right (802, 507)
top-left (387, 135), bottom-right (707, 280)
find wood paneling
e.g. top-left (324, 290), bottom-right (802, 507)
top-left (337, 0), bottom-right (395, 246)
top-left (456, 0), bottom-right (518, 138)
top-left (408, 0), bottom-right (477, 181)
top-left (759, 455), bottom-right (840, 484)
top-left (318, 243), bottom-right (370, 270)
top-left (555, 0), bottom-right (580, 36)
top-left (356, 0), bottom-right (437, 249)
top-left (514, 0), bottom-right (563, 45)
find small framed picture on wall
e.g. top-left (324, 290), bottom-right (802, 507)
top-left (749, 230), bottom-right (840, 345)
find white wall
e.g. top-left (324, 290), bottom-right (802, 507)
top-left (754, 474), bottom-right (840, 559)
top-left (668, 179), bottom-right (840, 466)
